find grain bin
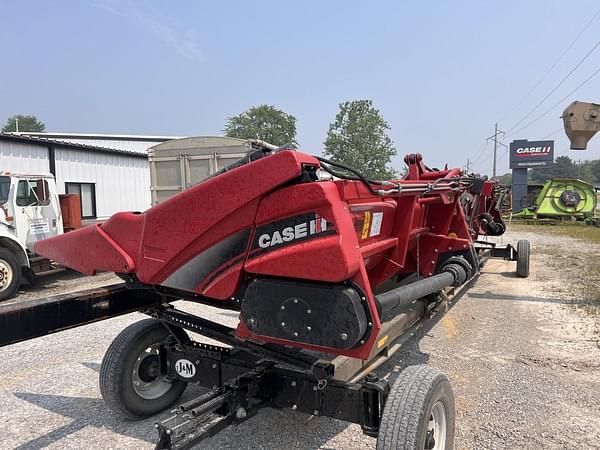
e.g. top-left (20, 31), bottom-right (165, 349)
top-left (148, 136), bottom-right (274, 204)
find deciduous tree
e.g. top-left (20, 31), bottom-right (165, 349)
top-left (224, 105), bottom-right (297, 147)
top-left (1, 114), bottom-right (46, 132)
top-left (324, 100), bottom-right (396, 179)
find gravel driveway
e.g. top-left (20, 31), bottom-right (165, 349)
top-left (1, 228), bottom-right (599, 449)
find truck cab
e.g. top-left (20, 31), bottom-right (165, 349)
top-left (0, 172), bottom-right (63, 300)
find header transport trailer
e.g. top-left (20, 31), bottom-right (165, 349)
top-left (0, 147), bottom-right (529, 450)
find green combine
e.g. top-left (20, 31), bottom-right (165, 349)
top-left (514, 178), bottom-right (598, 221)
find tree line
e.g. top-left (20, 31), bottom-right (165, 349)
top-left (5, 110), bottom-right (599, 186)
top-left (497, 155), bottom-right (600, 186)
top-left (222, 101), bottom-right (397, 179)
top-left (2, 101), bottom-right (398, 180)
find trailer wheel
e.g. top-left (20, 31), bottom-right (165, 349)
top-left (515, 239), bottom-right (530, 278)
top-left (0, 248), bottom-right (20, 301)
top-left (100, 319), bottom-right (188, 420)
top-left (377, 365), bottom-right (455, 450)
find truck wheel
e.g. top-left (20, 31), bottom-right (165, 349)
top-left (100, 319), bottom-right (188, 420)
top-left (0, 248), bottom-right (20, 301)
top-left (515, 239), bottom-right (530, 278)
top-left (377, 365), bottom-right (455, 450)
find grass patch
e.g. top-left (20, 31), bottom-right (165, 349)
top-left (539, 248), bottom-right (600, 315)
top-left (508, 222), bottom-right (600, 244)
top-left (579, 255), bottom-right (600, 315)
top-left (508, 222), bottom-right (600, 315)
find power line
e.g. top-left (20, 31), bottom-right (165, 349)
top-left (470, 155), bottom-right (490, 175)
top-left (505, 37), bottom-right (600, 135)
top-left (498, 7), bottom-right (600, 126)
top-left (497, 148), bottom-right (508, 163)
top-left (506, 65), bottom-right (600, 139)
top-left (470, 151), bottom-right (493, 175)
top-left (471, 140), bottom-right (490, 164)
top-left (541, 127), bottom-right (565, 139)
top-left (475, 147), bottom-right (493, 166)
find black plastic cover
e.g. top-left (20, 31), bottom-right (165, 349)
top-left (241, 278), bottom-right (368, 350)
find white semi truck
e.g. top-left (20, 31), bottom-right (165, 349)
top-left (0, 172), bottom-right (64, 300)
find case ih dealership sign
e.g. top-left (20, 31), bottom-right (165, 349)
top-left (509, 139), bottom-right (554, 169)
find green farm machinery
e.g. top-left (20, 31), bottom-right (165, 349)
top-left (513, 178), bottom-right (598, 223)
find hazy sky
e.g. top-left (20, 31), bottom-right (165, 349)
top-left (2, 1), bottom-right (599, 175)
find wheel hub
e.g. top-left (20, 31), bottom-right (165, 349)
top-left (425, 400), bottom-right (447, 450)
top-left (0, 259), bottom-right (13, 292)
top-left (132, 344), bottom-right (172, 400)
top-left (137, 354), bottom-right (161, 382)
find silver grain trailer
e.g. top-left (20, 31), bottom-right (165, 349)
top-left (148, 136), bottom-right (275, 205)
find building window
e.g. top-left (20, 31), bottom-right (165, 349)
top-left (16, 179), bottom-right (51, 207)
top-left (66, 182), bottom-right (96, 219)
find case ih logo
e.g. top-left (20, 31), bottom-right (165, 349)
top-left (253, 213), bottom-right (335, 251)
top-left (509, 139), bottom-right (554, 169)
top-left (515, 145), bottom-right (552, 156)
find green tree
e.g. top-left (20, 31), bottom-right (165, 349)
top-left (224, 105), bottom-right (297, 147)
top-left (530, 156), bottom-right (577, 183)
top-left (324, 100), bottom-right (397, 179)
top-left (578, 161), bottom-right (595, 183)
top-left (497, 173), bottom-right (512, 185)
top-left (2, 114), bottom-right (46, 132)
top-left (586, 159), bottom-right (600, 184)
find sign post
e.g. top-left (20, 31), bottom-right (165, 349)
top-left (509, 140), bottom-right (554, 213)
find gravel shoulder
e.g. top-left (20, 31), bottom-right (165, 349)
top-left (1, 227), bottom-right (599, 449)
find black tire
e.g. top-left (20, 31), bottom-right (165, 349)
top-left (377, 365), bottom-right (455, 450)
top-left (100, 319), bottom-right (188, 420)
top-left (516, 239), bottom-right (530, 278)
top-left (0, 248), bottom-right (21, 301)
top-left (24, 268), bottom-right (40, 285)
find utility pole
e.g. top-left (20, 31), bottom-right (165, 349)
top-left (487, 123), bottom-right (506, 179)
top-left (465, 158), bottom-right (471, 173)
top-left (15, 117), bottom-right (19, 133)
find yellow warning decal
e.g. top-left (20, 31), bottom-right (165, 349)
top-left (377, 335), bottom-right (389, 349)
top-left (361, 211), bottom-right (371, 239)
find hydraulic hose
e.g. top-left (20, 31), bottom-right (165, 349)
top-left (479, 213), bottom-right (506, 236)
top-left (375, 264), bottom-right (467, 315)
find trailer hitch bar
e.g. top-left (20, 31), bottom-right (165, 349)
top-left (155, 363), bottom-right (391, 450)
top-left (155, 369), bottom-right (263, 450)
top-left (152, 306), bottom-right (335, 380)
top-left (0, 283), bottom-right (163, 347)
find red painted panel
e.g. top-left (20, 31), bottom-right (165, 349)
top-left (245, 182), bottom-right (361, 282)
top-left (137, 150), bottom-right (318, 283)
top-left (35, 224), bottom-right (134, 275)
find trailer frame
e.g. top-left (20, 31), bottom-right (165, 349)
top-left (0, 242), bottom-right (523, 450)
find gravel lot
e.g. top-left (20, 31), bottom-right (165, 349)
top-left (1, 227), bottom-right (599, 449)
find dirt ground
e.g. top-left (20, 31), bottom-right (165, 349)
top-left (0, 226), bottom-right (599, 449)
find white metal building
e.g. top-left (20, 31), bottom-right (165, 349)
top-left (22, 132), bottom-right (183, 155)
top-left (0, 133), bottom-right (173, 221)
